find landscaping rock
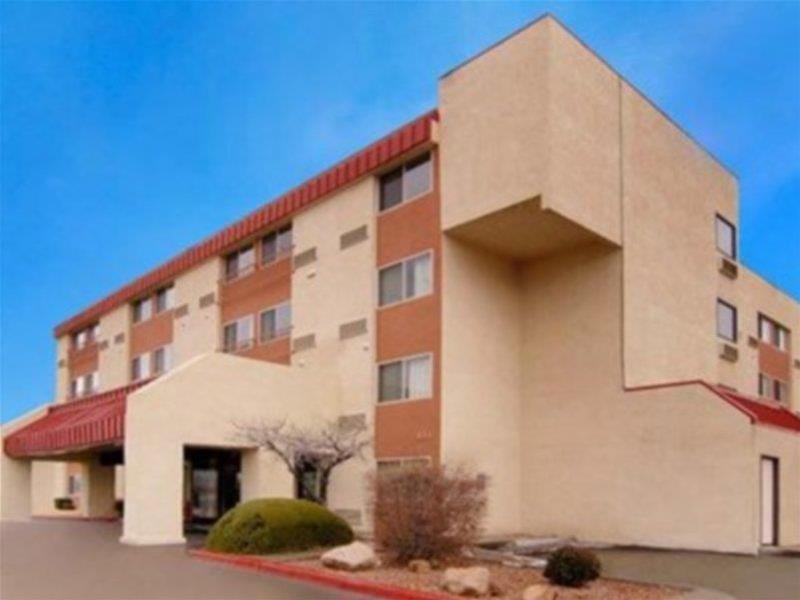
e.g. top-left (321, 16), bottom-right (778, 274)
top-left (441, 566), bottom-right (491, 597)
top-left (408, 559), bottom-right (432, 573)
top-left (320, 541), bottom-right (379, 571)
top-left (522, 584), bottom-right (558, 600)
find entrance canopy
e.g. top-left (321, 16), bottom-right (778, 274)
top-left (4, 381), bottom-right (148, 458)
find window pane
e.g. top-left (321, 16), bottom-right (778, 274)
top-left (277, 226), bottom-right (293, 254)
top-left (131, 357), bottom-right (140, 381)
top-left (156, 288), bottom-right (168, 313)
top-left (140, 299), bottom-right (152, 321)
top-left (163, 345), bottom-right (172, 372)
top-left (165, 287), bottom-right (175, 310)
top-left (239, 246), bottom-right (255, 273)
top-left (238, 315), bottom-right (254, 345)
top-left (403, 153), bottom-right (431, 200)
top-left (225, 253), bottom-right (239, 279)
top-left (260, 309), bottom-right (276, 341)
top-left (275, 303), bottom-right (291, 336)
top-left (223, 323), bottom-right (237, 351)
top-left (379, 362), bottom-right (403, 402)
top-left (406, 356), bottom-right (432, 399)
top-left (153, 348), bottom-right (165, 373)
top-left (716, 300), bottom-right (736, 341)
top-left (777, 328), bottom-right (788, 351)
top-left (379, 168), bottom-right (403, 211)
top-left (140, 354), bottom-right (151, 378)
top-left (379, 263), bottom-right (404, 306)
top-left (262, 233), bottom-right (277, 264)
top-left (405, 254), bottom-right (432, 299)
top-left (715, 216), bottom-right (736, 259)
top-left (759, 374), bottom-right (770, 397)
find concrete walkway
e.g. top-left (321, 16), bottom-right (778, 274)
top-left (596, 548), bottom-right (800, 600)
top-left (0, 520), bottom-right (372, 600)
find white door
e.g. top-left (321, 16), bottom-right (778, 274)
top-left (760, 457), bottom-right (778, 546)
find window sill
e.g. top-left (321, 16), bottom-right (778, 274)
top-left (377, 290), bottom-right (434, 312)
top-left (376, 396), bottom-right (433, 408)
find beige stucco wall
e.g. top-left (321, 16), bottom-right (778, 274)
top-left (755, 426), bottom-right (800, 546)
top-left (291, 177), bottom-right (377, 523)
top-left (620, 81), bottom-right (739, 389)
top-left (122, 352), bottom-right (363, 545)
top-left (55, 336), bottom-right (70, 402)
top-left (518, 244), bottom-right (758, 553)
top-left (98, 304), bottom-right (130, 391)
top-left (440, 236), bottom-right (523, 535)
top-left (173, 259), bottom-right (221, 365)
top-left (440, 17), bottom-right (621, 245)
top-left (1, 408), bottom-right (46, 520)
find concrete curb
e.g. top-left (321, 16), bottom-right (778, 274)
top-left (190, 549), bottom-right (451, 600)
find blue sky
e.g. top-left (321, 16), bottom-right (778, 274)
top-left (2, 2), bottom-right (798, 423)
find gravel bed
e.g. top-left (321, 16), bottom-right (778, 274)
top-left (291, 556), bottom-right (684, 599)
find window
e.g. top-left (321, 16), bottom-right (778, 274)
top-left (67, 474), bottom-right (81, 495)
top-left (133, 298), bottom-right (152, 323)
top-left (760, 373), bottom-right (789, 403)
top-left (90, 323), bottom-right (100, 342)
top-left (262, 225), bottom-right (293, 264)
top-left (86, 371), bottom-right (99, 394)
top-left (260, 302), bottom-right (291, 342)
top-left (759, 315), bottom-right (789, 351)
top-left (155, 285), bottom-right (175, 313)
top-left (70, 378), bottom-right (80, 398)
top-left (379, 252), bottom-right (432, 306)
top-left (715, 215), bottom-right (736, 259)
top-left (73, 323), bottom-right (100, 349)
top-left (225, 245), bottom-right (255, 281)
top-left (131, 354), bottom-right (151, 382)
top-left (223, 315), bottom-right (254, 352)
top-left (378, 355), bottom-right (432, 402)
top-left (378, 152), bottom-right (432, 211)
top-left (74, 330), bottom-right (88, 349)
top-left (153, 345), bottom-right (173, 375)
top-left (716, 299), bottom-right (737, 342)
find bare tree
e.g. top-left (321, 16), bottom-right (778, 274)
top-left (234, 417), bottom-right (371, 505)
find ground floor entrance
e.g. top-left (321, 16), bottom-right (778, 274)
top-left (183, 447), bottom-right (241, 532)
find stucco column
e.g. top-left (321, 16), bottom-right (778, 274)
top-left (120, 439), bottom-right (185, 545)
top-left (240, 448), bottom-right (293, 501)
top-left (85, 459), bottom-right (116, 518)
top-left (0, 454), bottom-right (32, 521)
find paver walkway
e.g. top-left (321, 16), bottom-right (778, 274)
top-left (596, 548), bottom-right (800, 600)
top-left (0, 520), bottom-right (372, 600)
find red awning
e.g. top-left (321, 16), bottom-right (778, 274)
top-left (712, 386), bottom-right (800, 434)
top-left (4, 381), bottom-right (148, 458)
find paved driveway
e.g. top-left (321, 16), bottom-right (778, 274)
top-left (596, 548), bottom-right (800, 600)
top-left (0, 520), bottom-right (371, 600)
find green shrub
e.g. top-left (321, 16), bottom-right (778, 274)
top-left (544, 546), bottom-right (601, 587)
top-left (205, 498), bottom-right (353, 555)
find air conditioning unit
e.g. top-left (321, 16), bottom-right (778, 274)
top-left (719, 342), bottom-right (739, 362)
top-left (718, 256), bottom-right (738, 279)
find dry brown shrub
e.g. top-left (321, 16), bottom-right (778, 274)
top-left (370, 464), bottom-right (487, 564)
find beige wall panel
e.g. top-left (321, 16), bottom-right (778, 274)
top-left (30, 461), bottom-right (70, 517)
top-left (1, 408), bottom-right (47, 520)
top-left (440, 19), bottom-right (549, 231)
top-left (545, 20), bottom-right (621, 244)
top-left (122, 353), bottom-right (365, 545)
top-left (98, 304), bottom-right (130, 390)
top-left (85, 459), bottom-right (116, 518)
top-left (290, 179), bottom-right (376, 525)
top-left (173, 259), bottom-right (221, 366)
top-left (441, 237), bottom-right (523, 534)
top-left (519, 245), bottom-right (756, 552)
top-left (621, 82), bottom-right (738, 388)
top-left (55, 336), bottom-right (70, 402)
top-left (755, 427), bottom-right (800, 547)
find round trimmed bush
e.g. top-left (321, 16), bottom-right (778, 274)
top-left (543, 546), bottom-right (602, 587)
top-left (205, 498), bottom-right (353, 555)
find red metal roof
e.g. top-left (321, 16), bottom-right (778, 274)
top-left (711, 385), bottom-right (800, 434)
top-left (54, 110), bottom-right (439, 337)
top-left (3, 381), bottom-right (149, 458)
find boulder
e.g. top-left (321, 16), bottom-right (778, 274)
top-left (408, 559), bottom-right (432, 573)
top-left (441, 566), bottom-right (491, 597)
top-left (522, 584), bottom-right (558, 600)
top-left (320, 541), bottom-right (379, 571)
